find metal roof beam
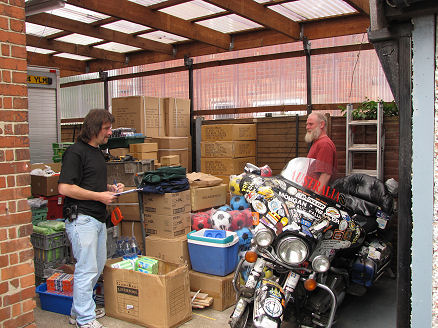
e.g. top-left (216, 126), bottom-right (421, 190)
top-left (26, 13), bottom-right (174, 55)
top-left (67, 0), bottom-right (231, 50)
top-left (204, 0), bottom-right (300, 40)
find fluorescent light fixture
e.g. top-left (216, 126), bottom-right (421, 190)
top-left (25, 0), bottom-right (66, 16)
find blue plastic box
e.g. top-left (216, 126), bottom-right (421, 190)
top-left (36, 283), bottom-right (97, 315)
top-left (36, 283), bottom-right (72, 315)
top-left (187, 229), bottom-right (239, 276)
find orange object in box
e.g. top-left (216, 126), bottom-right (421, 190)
top-left (46, 272), bottom-right (74, 294)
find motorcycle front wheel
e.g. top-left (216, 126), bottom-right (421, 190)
top-left (232, 304), bottom-right (254, 328)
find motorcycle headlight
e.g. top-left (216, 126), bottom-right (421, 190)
top-left (254, 228), bottom-right (275, 247)
top-left (276, 236), bottom-right (309, 265)
top-left (312, 255), bottom-right (330, 273)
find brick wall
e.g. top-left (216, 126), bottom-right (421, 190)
top-left (0, 1), bottom-right (36, 327)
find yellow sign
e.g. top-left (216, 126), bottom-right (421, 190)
top-left (27, 75), bottom-right (52, 85)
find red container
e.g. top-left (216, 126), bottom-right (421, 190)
top-left (44, 195), bottom-right (65, 219)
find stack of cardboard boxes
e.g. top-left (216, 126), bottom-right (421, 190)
top-left (143, 191), bottom-right (192, 268)
top-left (111, 96), bottom-right (191, 171)
top-left (200, 123), bottom-right (257, 194)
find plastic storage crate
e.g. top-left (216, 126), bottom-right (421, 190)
top-left (36, 283), bottom-right (97, 315)
top-left (34, 246), bottom-right (66, 263)
top-left (31, 231), bottom-right (66, 250)
top-left (36, 283), bottom-right (73, 315)
top-left (187, 229), bottom-right (239, 276)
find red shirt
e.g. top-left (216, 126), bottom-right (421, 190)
top-left (307, 135), bottom-right (337, 177)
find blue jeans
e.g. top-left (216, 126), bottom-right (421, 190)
top-left (65, 214), bottom-right (107, 326)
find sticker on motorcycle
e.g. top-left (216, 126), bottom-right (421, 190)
top-left (280, 217), bottom-right (289, 226)
top-left (340, 210), bottom-right (351, 221)
top-left (252, 200), bottom-right (267, 214)
top-left (263, 298), bottom-right (283, 318)
top-left (320, 239), bottom-right (351, 249)
top-left (287, 186), bottom-right (298, 196)
top-left (268, 198), bottom-right (282, 212)
top-left (266, 211), bottom-right (281, 225)
top-left (325, 207), bottom-right (341, 219)
top-left (332, 229), bottom-right (344, 240)
top-left (339, 220), bottom-right (348, 231)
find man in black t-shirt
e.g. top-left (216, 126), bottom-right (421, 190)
top-left (58, 109), bottom-right (124, 328)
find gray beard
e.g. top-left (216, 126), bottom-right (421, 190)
top-left (305, 127), bottom-right (321, 143)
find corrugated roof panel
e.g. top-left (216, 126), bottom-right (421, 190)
top-left (139, 31), bottom-right (188, 44)
top-left (54, 53), bottom-right (92, 61)
top-left (159, 0), bottom-right (225, 20)
top-left (25, 22), bottom-right (62, 37)
top-left (26, 46), bottom-right (55, 55)
top-left (197, 14), bottom-right (262, 33)
top-left (55, 33), bottom-right (103, 45)
top-left (101, 20), bottom-right (151, 34)
top-left (50, 4), bottom-right (109, 23)
top-left (94, 42), bottom-right (141, 53)
top-left (273, 0), bottom-right (356, 21)
top-left (128, 0), bottom-right (167, 6)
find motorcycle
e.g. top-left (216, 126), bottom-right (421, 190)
top-left (229, 157), bottom-right (396, 328)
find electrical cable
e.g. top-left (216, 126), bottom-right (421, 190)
top-left (349, 33), bottom-right (367, 99)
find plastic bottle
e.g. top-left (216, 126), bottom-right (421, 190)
top-left (130, 236), bottom-right (141, 255)
top-left (122, 237), bottom-right (132, 256)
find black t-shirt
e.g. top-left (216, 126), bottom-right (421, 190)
top-left (58, 141), bottom-right (107, 223)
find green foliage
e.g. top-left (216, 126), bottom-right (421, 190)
top-left (339, 98), bottom-right (398, 119)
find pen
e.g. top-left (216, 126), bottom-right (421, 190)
top-left (113, 179), bottom-right (119, 193)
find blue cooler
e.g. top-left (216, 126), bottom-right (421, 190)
top-left (187, 229), bottom-right (239, 276)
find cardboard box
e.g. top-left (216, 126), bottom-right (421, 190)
top-left (107, 160), bottom-right (154, 187)
top-left (121, 220), bottom-right (145, 254)
top-left (149, 137), bottom-right (189, 150)
top-left (31, 175), bottom-right (59, 197)
top-left (157, 149), bottom-right (189, 172)
top-left (133, 152), bottom-right (158, 161)
top-left (104, 258), bottom-right (192, 328)
top-left (215, 175), bottom-right (231, 187)
top-left (160, 155), bottom-right (180, 166)
top-left (115, 187), bottom-right (139, 203)
top-left (129, 143), bottom-right (158, 153)
top-left (201, 141), bottom-right (256, 158)
top-left (190, 184), bottom-right (227, 211)
top-left (31, 162), bottom-right (62, 173)
top-left (111, 96), bottom-right (165, 137)
top-left (201, 157), bottom-right (256, 176)
top-left (143, 190), bottom-right (191, 215)
top-left (108, 204), bottom-right (140, 221)
top-left (201, 124), bottom-right (256, 141)
top-left (163, 98), bottom-right (190, 137)
top-left (110, 148), bottom-right (130, 158)
top-left (189, 270), bottom-right (236, 311)
top-left (144, 212), bottom-right (191, 239)
top-left (146, 235), bottom-right (190, 268)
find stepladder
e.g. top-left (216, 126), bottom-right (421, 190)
top-left (346, 102), bottom-right (384, 180)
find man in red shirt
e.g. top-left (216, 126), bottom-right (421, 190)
top-left (305, 112), bottom-right (337, 189)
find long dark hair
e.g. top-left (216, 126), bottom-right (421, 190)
top-left (77, 109), bottom-right (114, 143)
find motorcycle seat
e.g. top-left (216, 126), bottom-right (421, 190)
top-left (331, 174), bottom-right (393, 216)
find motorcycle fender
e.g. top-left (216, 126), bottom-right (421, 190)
top-left (252, 279), bottom-right (285, 328)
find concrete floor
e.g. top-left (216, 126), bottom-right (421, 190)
top-left (34, 277), bottom-right (396, 328)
